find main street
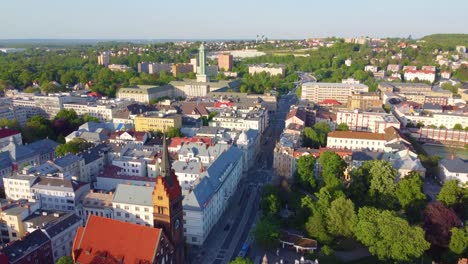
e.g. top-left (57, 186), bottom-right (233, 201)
top-left (188, 91), bottom-right (297, 264)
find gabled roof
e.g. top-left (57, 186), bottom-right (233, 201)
top-left (440, 158), bottom-right (468, 173)
top-left (0, 128), bottom-right (20, 139)
top-left (1, 229), bottom-right (50, 263)
top-left (183, 147), bottom-right (243, 210)
top-left (286, 108), bottom-right (306, 122)
top-left (27, 139), bottom-right (59, 155)
top-left (1, 141), bottom-right (36, 161)
top-left (328, 131), bottom-right (385, 141)
top-left (72, 215), bottom-right (162, 264)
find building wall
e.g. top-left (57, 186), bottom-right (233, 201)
top-left (301, 83), bottom-right (369, 104)
top-left (248, 66), bottom-right (285, 77)
top-left (134, 115), bottom-right (182, 132)
top-left (4, 178), bottom-right (34, 201)
top-left (218, 54), bottom-right (233, 71)
top-left (113, 202), bottom-right (153, 227)
top-left (327, 136), bottom-right (386, 151)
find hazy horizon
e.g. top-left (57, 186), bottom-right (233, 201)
top-left (1, 0), bottom-right (467, 40)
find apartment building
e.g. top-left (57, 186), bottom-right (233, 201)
top-left (301, 82), bottom-right (369, 104)
top-left (112, 184), bottom-right (154, 227)
top-left (134, 113), bottom-right (182, 132)
top-left (336, 110), bottom-right (401, 133)
top-left (248, 64), bottom-right (285, 77)
top-left (31, 177), bottom-right (90, 212)
top-left (117, 85), bottom-right (173, 103)
top-left (183, 147), bottom-right (243, 245)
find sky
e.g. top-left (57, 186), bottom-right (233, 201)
top-left (1, 0), bottom-right (467, 40)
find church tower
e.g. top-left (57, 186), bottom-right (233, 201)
top-left (196, 42), bottom-right (210, 83)
top-left (152, 136), bottom-right (185, 263)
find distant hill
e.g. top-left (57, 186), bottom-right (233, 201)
top-left (421, 34), bottom-right (468, 49)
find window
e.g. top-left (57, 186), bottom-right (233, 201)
top-left (135, 207), bottom-right (140, 211)
top-left (125, 213), bottom-right (130, 218)
top-left (116, 212), bottom-right (121, 217)
top-left (144, 208), bottom-right (149, 212)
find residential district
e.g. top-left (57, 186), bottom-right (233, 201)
top-left (0, 36), bottom-right (467, 264)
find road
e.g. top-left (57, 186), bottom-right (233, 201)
top-left (187, 82), bottom-right (299, 264)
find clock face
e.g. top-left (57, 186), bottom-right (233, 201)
top-left (175, 219), bottom-right (180, 230)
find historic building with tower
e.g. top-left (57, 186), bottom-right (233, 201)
top-left (152, 136), bottom-right (185, 263)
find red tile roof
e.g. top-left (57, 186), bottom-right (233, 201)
top-left (317, 99), bottom-right (342, 106)
top-left (169, 137), bottom-right (213, 149)
top-left (72, 215), bottom-right (161, 264)
top-left (328, 131), bottom-right (385, 141)
top-left (0, 128), bottom-right (20, 139)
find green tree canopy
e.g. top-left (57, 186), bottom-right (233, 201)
top-left (261, 185), bottom-right (280, 216)
top-left (23, 115), bottom-right (54, 143)
top-left (437, 179), bottom-right (463, 208)
top-left (295, 155), bottom-right (317, 191)
top-left (229, 257), bottom-right (254, 264)
top-left (166, 127), bottom-right (183, 138)
top-left (55, 138), bottom-right (94, 157)
top-left (326, 197), bottom-right (357, 238)
top-left (318, 151), bottom-right (346, 189)
top-left (253, 217), bottom-right (280, 249)
top-left (395, 171), bottom-right (426, 210)
top-left (303, 127), bottom-right (320, 148)
top-left (56, 256), bottom-right (73, 264)
top-left (83, 114), bottom-right (100, 123)
top-left (336, 123), bottom-right (349, 131)
top-left (305, 211), bottom-right (333, 245)
top-left (355, 207), bottom-right (430, 262)
top-left (449, 226), bottom-right (468, 255)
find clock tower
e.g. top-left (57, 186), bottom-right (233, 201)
top-left (152, 136), bottom-right (185, 263)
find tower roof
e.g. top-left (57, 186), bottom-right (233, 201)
top-left (160, 135), bottom-right (173, 187)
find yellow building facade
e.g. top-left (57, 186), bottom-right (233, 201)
top-left (134, 114), bottom-right (182, 132)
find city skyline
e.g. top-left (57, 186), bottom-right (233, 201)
top-left (1, 0), bottom-right (467, 40)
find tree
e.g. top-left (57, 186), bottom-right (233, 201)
top-left (438, 179), bottom-right (463, 208)
top-left (253, 217), bottom-right (280, 249)
top-left (395, 171), bottom-right (426, 210)
top-left (453, 123), bottom-right (464, 130)
top-left (0, 79), bottom-right (14, 92)
top-left (54, 109), bottom-right (82, 127)
top-left (422, 202), bottom-right (461, 248)
top-left (449, 226), bottom-right (468, 255)
top-left (23, 115), bottom-right (53, 143)
top-left (326, 197), bottom-right (357, 237)
top-left (303, 127), bottom-right (320, 148)
top-left (166, 127), bottom-right (183, 138)
top-left (355, 207), bottom-right (430, 262)
top-left (0, 118), bottom-right (20, 130)
top-left (305, 212), bottom-right (333, 244)
top-left (56, 256), bottom-right (73, 264)
top-left (83, 114), bottom-right (100, 123)
top-left (318, 152), bottom-right (346, 189)
top-left (261, 185), bottom-right (280, 216)
top-left (295, 155), bottom-right (317, 191)
top-left (336, 123), bottom-right (349, 131)
top-left (368, 160), bottom-right (398, 195)
top-left (229, 257), bottom-right (253, 264)
top-left (313, 122), bottom-right (331, 146)
top-left (55, 138), bottom-right (94, 157)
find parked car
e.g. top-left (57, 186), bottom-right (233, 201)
top-left (238, 242), bottom-right (250, 258)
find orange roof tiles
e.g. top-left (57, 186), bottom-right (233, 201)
top-left (72, 215), bottom-right (161, 264)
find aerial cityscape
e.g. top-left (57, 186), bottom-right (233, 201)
top-left (0, 1), bottom-right (468, 264)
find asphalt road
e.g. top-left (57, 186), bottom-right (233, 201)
top-left (188, 89), bottom-right (298, 264)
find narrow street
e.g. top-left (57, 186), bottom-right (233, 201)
top-left (189, 92), bottom-right (297, 264)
